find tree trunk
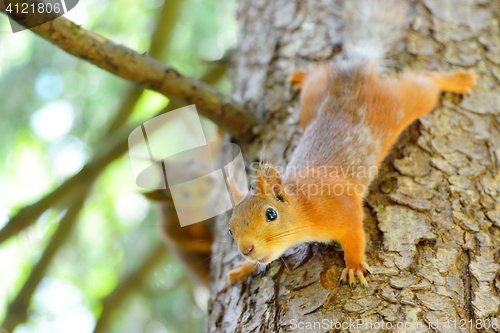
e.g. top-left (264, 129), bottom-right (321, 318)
top-left (207, 0), bottom-right (500, 332)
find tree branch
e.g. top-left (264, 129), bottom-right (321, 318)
top-left (0, 119), bottom-right (132, 244)
top-left (148, 0), bottom-right (185, 62)
top-left (2, 194), bottom-right (88, 332)
top-left (3, 0), bottom-right (260, 141)
top-left (0, 59), bottom-right (226, 244)
top-left (92, 242), bottom-right (168, 333)
top-left (0, 5), bottom-right (188, 329)
top-left (104, 0), bottom-right (185, 137)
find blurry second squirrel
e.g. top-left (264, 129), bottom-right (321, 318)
top-left (145, 131), bottom-right (225, 286)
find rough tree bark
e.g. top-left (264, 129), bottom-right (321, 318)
top-left (207, 0), bottom-right (500, 332)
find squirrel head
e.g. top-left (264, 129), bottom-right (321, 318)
top-left (228, 163), bottom-right (300, 265)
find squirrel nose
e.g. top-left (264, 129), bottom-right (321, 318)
top-left (242, 244), bottom-right (254, 256)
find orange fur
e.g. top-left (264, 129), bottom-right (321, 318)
top-left (227, 261), bottom-right (259, 284)
top-left (227, 0), bottom-right (477, 289)
top-left (227, 62), bottom-right (476, 287)
top-left (288, 67), bottom-right (329, 129)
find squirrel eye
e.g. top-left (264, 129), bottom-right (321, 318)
top-left (228, 228), bottom-right (233, 237)
top-left (265, 208), bottom-right (278, 222)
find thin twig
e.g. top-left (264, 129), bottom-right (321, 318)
top-left (3, 0), bottom-right (260, 141)
top-left (104, 0), bottom-right (185, 134)
top-left (148, 0), bottom-right (185, 61)
top-left (104, 86), bottom-right (145, 135)
top-left (0, 122), bottom-right (139, 244)
top-left (92, 242), bottom-right (168, 333)
top-left (1, 4), bottom-right (191, 330)
top-left (0, 60), bottom-right (227, 244)
top-left (2, 193), bottom-right (88, 332)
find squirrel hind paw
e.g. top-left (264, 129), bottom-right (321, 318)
top-left (339, 262), bottom-right (370, 289)
top-left (287, 70), bottom-right (307, 92)
top-left (445, 70), bottom-right (477, 94)
top-left (435, 70), bottom-right (477, 95)
top-left (452, 70), bottom-right (477, 94)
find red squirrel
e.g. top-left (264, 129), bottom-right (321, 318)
top-left (226, 0), bottom-right (476, 287)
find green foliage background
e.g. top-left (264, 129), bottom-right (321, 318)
top-left (0, 0), bottom-right (236, 332)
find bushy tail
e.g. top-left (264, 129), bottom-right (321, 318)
top-left (339, 0), bottom-right (411, 65)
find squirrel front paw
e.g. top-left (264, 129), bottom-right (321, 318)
top-left (339, 261), bottom-right (370, 289)
top-left (227, 261), bottom-right (258, 284)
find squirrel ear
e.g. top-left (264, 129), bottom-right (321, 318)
top-left (227, 174), bottom-right (246, 204)
top-left (257, 164), bottom-right (288, 203)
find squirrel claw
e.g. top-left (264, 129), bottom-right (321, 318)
top-left (361, 261), bottom-right (371, 275)
top-left (339, 262), bottom-right (370, 288)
